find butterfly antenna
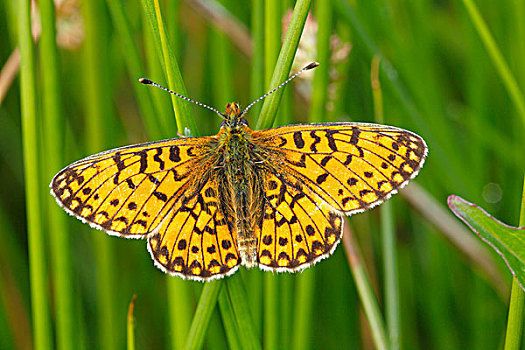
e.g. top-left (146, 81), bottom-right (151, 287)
top-left (139, 78), bottom-right (225, 117)
top-left (240, 62), bottom-right (319, 117)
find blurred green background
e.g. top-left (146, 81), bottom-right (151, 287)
top-left (1, 0), bottom-right (524, 349)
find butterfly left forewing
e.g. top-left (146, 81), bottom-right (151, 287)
top-left (51, 137), bottom-right (214, 237)
top-left (253, 123), bottom-right (427, 215)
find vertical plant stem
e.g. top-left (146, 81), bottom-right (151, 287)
top-left (256, 0), bottom-right (312, 130)
top-left (381, 201), bottom-right (399, 348)
top-left (461, 0), bottom-right (525, 126)
top-left (143, 16), bottom-right (172, 137)
top-left (83, 0), bottom-right (119, 348)
top-left (141, 2), bottom-right (196, 348)
top-left (264, 0), bottom-right (280, 87)
top-left (504, 176), bottom-right (525, 350)
top-left (248, 0), bottom-right (265, 334)
top-left (250, 0), bottom-right (265, 118)
top-left (372, 56), bottom-right (400, 350)
top-left (127, 295), bottom-right (136, 350)
top-left (292, 2), bottom-right (331, 348)
top-left (18, 0), bottom-right (53, 349)
top-left (225, 275), bottom-right (261, 350)
top-left (186, 282), bottom-right (223, 350)
top-left (291, 269), bottom-right (314, 350)
top-left (39, 0), bottom-right (75, 349)
top-left (263, 2), bottom-right (280, 349)
top-left (308, 0), bottom-right (331, 123)
top-left (150, 0), bottom-right (198, 135)
top-left (219, 287), bottom-right (241, 350)
top-left (343, 224), bottom-right (388, 350)
top-left (105, 0), bottom-right (164, 139)
top-left (209, 28), bottom-right (233, 109)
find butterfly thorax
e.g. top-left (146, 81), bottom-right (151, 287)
top-left (216, 102), bottom-right (261, 268)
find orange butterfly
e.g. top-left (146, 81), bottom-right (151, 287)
top-left (51, 63), bottom-right (427, 281)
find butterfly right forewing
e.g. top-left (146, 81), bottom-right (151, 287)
top-left (253, 122), bottom-right (428, 215)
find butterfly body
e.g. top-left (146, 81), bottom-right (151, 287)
top-left (51, 101), bottom-right (427, 281)
top-left (215, 103), bottom-right (262, 268)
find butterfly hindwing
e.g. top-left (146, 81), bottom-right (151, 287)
top-left (50, 137), bottom-right (215, 237)
top-left (147, 177), bottom-right (241, 280)
top-left (253, 122), bottom-right (428, 215)
top-left (257, 173), bottom-right (342, 271)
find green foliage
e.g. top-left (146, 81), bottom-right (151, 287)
top-left (2, 0), bottom-right (524, 349)
top-left (449, 195), bottom-right (525, 291)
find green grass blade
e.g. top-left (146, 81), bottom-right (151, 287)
top-left (372, 57), bottom-right (400, 350)
top-left (226, 275), bottom-right (261, 350)
top-left (504, 162), bottom-right (525, 350)
top-left (142, 16), bottom-right (173, 137)
top-left (140, 3), bottom-right (196, 348)
top-left (218, 287), bottom-right (241, 350)
top-left (39, 0), bottom-right (75, 349)
top-left (264, 0), bottom-right (281, 88)
top-left (186, 282), bottom-right (222, 350)
top-left (263, 274), bottom-right (278, 350)
top-left (333, 0), bottom-right (466, 191)
top-left (141, 0), bottom-right (198, 136)
top-left (0, 204), bottom-right (32, 350)
top-left (247, 0), bottom-right (265, 335)
top-left (461, 0), bottom-right (525, 127)
top-left (343, 224), bottom-right (388, 350)
top-left (505, 278), bottom-right (525, 350)
top-left (18, 0), bottom-right (53, 349)
top-left (83, 0), bottom-right (119, 348)
top-left (308, 0), bottom-right (331, 123)
top-left (105, 0), bottom-right (165, 139)
top-left (250, 0), bottom-right (265, 119)
top-left (291, 2), bottom-right (331, 348)
top-left (291, 270), bottom-right (315, 350)
top-left (256, 0), bottom-right (312, 130)
top-left (262, 2), bottom-right (281, 349)
top-left (209, 28), bottom-right (233, 112)
top-left (127, 295), bottom-right (136, 350)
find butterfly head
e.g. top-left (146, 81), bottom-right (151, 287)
top-left (222, 102), bottom-right (249, 129)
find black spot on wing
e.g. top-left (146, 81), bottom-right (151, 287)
top-left (169, 145), bottom-right (181, 162)
top-left (350, 127), bottom-right (360, 145)
top-left (293, 131), bottom-right (305, 149)
top-left (153, 148), bottom-right (165, 170)
top-left (310, 131), bottom-right (321, 152)
top-left (138, 150), bottom-right (147, 173)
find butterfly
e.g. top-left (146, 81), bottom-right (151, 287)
top-left (50, 63), bottom-right (428, 281)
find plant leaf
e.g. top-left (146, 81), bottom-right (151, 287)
top-left (448, 195), bottom-right (525, 291)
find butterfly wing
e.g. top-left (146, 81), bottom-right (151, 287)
top-left (256, 172), bottom-right (342, 271)
top-left (147, 176), bottom-right (241, 280)
top-left (253, 122), bottom-right (428, 215)
top-left (50, 137), bottom-right (216, 237)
